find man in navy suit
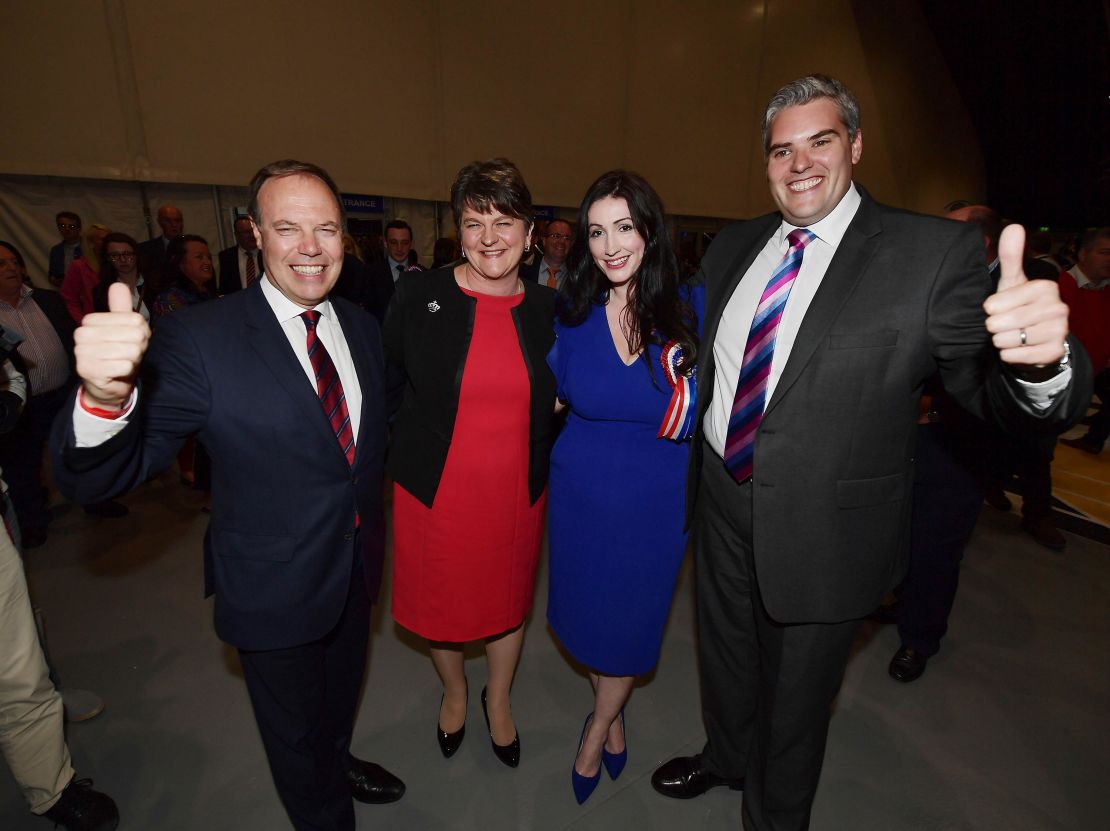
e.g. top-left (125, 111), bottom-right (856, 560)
top-left (52, 160), bottom-right (403, 830)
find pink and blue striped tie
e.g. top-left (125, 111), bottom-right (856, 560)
top-left (723, 228), bottom-right (815, 482)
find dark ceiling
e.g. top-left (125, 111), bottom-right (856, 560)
top-left (918, 0), bottom-right (1109, 229)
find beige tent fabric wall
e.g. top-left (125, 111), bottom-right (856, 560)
top-left (1, 1), bottom-right (984, 221)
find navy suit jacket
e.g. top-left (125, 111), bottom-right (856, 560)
top-left (51, 281), bottom-right (388, 651)
top-left (48, 242), bottom-right (81, 282)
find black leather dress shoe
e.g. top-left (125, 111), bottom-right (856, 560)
top-left (888, 647), bottom-right (928, 683)
top-left (651, 755), bottom-right (743, 799)
top-left (347, 756), bottom-right (405, 804)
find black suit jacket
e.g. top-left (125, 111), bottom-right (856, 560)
top-left (51, 281), bottom-right (389, 651)
top-left (382, 267), bottom-right (558, 506)
top-left (690, 188), bottom-right (1091, 624)
top-left (137, 236), bottom-right (169, 291)
top-left (217, 245), bottom-right (263, 295)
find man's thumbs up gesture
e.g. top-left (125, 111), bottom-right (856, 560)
top-left (983, 224), bottom-right (1069, 366)
top-left (74, 281), bottom-right (150, 409)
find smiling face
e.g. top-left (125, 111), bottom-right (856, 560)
top-left (179, 240), bottom-right (214, 287)
top-left (766, 98), bottom-right (862, 227)
top-left (0, 245), bottom-right (22, 304)
top-left (458, 206), bottom-right (529, 283)
top-left (587, 196), bottom-right (646, 290)
top-left (544, 219), bottom-right (574, 266)
top-left (252, 173), bottom-right (344, 309)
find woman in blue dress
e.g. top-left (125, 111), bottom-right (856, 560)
top-left (547, 170), bottom-right (703, 803)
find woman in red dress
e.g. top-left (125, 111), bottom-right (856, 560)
top-left (383, 159), bottom-right (557, 767)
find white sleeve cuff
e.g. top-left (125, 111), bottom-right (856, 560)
top-left (72, 389), bottom-right (139, 448)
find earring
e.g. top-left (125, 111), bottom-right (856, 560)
top-left (461, 250), bottom-right (467, 259)
top-left (525, 243), bottom-right (530, 252)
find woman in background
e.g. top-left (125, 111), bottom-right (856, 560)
top-left (150, 235), bottom-right (215, 325)
top-left (60, 223), bottom-right (111, 323)
top-left (546, 170), bottom-right (704, 803)
top-left (92, 232), bottom-right (149, 321)
top-left (384, 159), bottom-right (556, 768)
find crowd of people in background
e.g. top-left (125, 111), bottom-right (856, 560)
top-left (0, 71), bottom-right (1105, 831)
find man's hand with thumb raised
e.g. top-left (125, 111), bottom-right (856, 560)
top-left (74, 281), bottom-right (151, 410)
top-left (983, 224), bottom-right (1068, 366)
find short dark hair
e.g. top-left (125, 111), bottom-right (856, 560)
top-left (1079, 227), bottom-right (1110, 252)
top-left (233, 215), bottom-right (253, 230)
top-left (546, 218), bottom-right (575, 236)
top-left (961, 206), bottom-right (1004, 248)
top-left (55, 211), bottom-right (81, 226)
top-left (164, 234), bottom-right (210, 286)
top-left (247, 159), bottom-right (344, 226)
top-left (385, 220), bottom-right (413, 239)
top-left (450, 158), bottom-right (533, 231)
top-left (762, 74), bottom-right (861, 156)
top-left (0, 240), bottom-right (26, 268)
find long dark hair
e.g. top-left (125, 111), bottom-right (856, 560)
top-left (93, 232), bottom-right (141, 312)
top-left (560, 170), bottom-right (697, 376)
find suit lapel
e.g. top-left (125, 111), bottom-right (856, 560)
top-left (242, 282), bottom-right (344, 459)
top-left (765, 193), bottom-right (883, 415)
top-left (700, 215), bottom-right (780, 406)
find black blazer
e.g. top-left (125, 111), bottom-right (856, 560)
top-left (217, 245), bottom-right (263, 295)
top-left (382, 267), bottom-right (557, 507)
top-left (51, 281), bottom-right (389, 651)
top-left (689, 187), bottom-right (1091, 624)
top-left (137, 236), bottom-right (169, 293)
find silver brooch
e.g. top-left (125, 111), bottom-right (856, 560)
top-left (427, 300), bottom-right (440, 313)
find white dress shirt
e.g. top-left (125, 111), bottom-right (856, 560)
top-left (705, 186), bottom-right (862, 457)
top-left (73, 277), bottom-right (362, 447)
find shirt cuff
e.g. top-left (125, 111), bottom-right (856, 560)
top-left (1, 359), bottom-right (27, 404)
top-left (1013, 366), bottom-right (1072, 412)
top-left (73, 389), bottom-right (138, 447)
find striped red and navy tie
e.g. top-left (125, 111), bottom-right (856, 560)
top-left (300, 310), bottom-right (355, 467)
top-left (723, 228), bottom-right (815, 482)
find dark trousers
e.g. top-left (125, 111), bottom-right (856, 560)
top-left (0, 386), bottom-right (69, 532)
top-left (695, 447), bottom-right (859, 831)
top-left (238, 556), bottom-right (368, 831)
top-left (989, 428), bottom-right (1055, 518)
top-left (1083, 368), bottom-right (1110, 447)
top-left (896, 424), bottom-right (984, 658)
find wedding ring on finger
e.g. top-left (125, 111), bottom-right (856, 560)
top-left (1019, 328), bottom-right (1027, 346)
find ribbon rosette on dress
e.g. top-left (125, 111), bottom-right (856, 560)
top-left (657, 340), bottom-right (696, 441)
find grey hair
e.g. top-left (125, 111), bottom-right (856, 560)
top-left (761, 74), bottom-right (861, 156)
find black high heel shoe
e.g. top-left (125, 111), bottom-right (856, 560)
top-left (481, 686), bottom-right (520, 768)
top-left (436, 684), bottom-right (467, 758)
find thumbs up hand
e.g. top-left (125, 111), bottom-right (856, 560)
top-left (73, 281), bottom-right (151, 409)
top-left (983, 224), bottom-right (1068, 366)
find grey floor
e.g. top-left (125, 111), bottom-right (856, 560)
top-left (3, 472), bottom-right (1107, 831)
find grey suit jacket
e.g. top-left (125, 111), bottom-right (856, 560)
top-left (689, 188), bottom-right (1090, 624)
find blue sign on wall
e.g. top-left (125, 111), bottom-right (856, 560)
top-left (342, 193), bottom-right (384, 213)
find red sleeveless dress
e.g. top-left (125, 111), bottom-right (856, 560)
top-left (391, 287), bottom-right (546, 641)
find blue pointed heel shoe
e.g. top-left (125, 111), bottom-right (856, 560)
top-left (601, 709), bottom-right (627, 780)
top-left (572, 713), bottom-right (602, 804)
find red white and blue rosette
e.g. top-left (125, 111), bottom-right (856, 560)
top-left (657, 340), bottom-right (697, 441)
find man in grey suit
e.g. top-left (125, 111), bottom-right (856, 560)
top-left (650, 75), bottom-right (1088, 831)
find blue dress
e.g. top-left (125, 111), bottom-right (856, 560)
top-left (546, 285), bottom-right (705, 675)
